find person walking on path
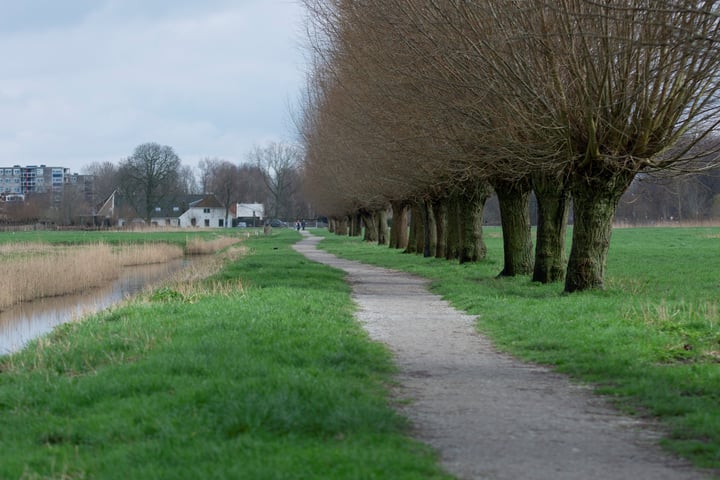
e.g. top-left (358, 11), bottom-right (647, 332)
top-left (292, 231), bottom-right (711, 480)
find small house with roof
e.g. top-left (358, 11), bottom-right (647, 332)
top-left (96, 191), bottom-right (227, 228)
top-left (177, 195), bottom-right (227, 228)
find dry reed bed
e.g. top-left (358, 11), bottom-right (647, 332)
top-left (114, 243), bottom-right (184, 266)
top-left (0, 243), bottom-right (120, 309)
top-left (0, 239), bottom-right (235, 311)
top-left (140, 243), bottom-right (248, 302)
top-left (184, 236), bottom-right (244, 255)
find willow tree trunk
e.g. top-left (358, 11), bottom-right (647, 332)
top-left (532, 172), bottom-right (571, 283)
top-left (443, 186), bottom-right (488, 262)
top-left (389, 201), bottom-right (409, 249)
top-left (423, 200), bottom-right (437, 258)
top-left (432, 199), bottom-right (448, 259)
top-left (336, 217), bottom-right (349, 236)
top-left (377, 209), bottom-right (388, 246)
top-left (405, 204), bottom-right (417, 253)
top-left (349, 213), bottom-right (362, 237)
top-left (565, 170), bottom-right (635, 292)
top-left (361, 210), bottom-right (379, 242)
top-left (456, 182), bottom-right (492, 263)
top-left (328, 218), bottom-right (336, 233)
top-left (405, 203), bottom-right (424, 254)
top-left (445, 195), bottom-right (460, 261)
top-left (494, 178), bottom-right (533, 276)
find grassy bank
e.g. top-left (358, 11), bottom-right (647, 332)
top-left (0, 231), bottom-right (246, 309)
top-left (316, 227), bottom-right (720, 470)
top-left (0, 228), bottom-right (243, 248)
top-left (0, 230), bottom-right (450, 479)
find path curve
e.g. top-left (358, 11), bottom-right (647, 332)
top-left (293, 232), bottom-right (710, 480)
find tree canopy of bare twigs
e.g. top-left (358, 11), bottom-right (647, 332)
top-left (118, 142), bottom-right (183, 222)
top-left (298, 0), bottom-right (720, 291)
top-left (248, 142), bottom-right (303, 220)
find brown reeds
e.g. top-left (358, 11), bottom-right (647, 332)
top-left (0, 243), bottom-right (120, 310)
top-left (184, 236), bottom-right (244, 255)
top-left (613, 219), bottom-right (720, 229)
top-left (0, 241), bottom-right (201, 311)
top-left (138, 243), bottom-right (248, 303)
top-left (114, 243), bottom-right (184, 266)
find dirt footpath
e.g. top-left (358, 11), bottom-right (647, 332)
top-left (293, 232), bottom-right (712, 480)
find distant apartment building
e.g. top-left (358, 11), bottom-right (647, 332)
top-left (0, 165), bottom-right (93, 206)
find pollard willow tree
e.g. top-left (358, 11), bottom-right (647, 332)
top-left (301, 0), bottom-right (498, 259)
top-left (536, 0), bottom-right (720, 291)
top-left (299, 0), bottom-right (454, 245)
top-left (300, 0), bottom-right (720, 292)
top-left (413, 0), bottom-right (720, 290)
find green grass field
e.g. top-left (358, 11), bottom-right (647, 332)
top-left (0, 230), bottom-right (450, 479)
top-left (0, 228), bottom-right (238, 247)
top-left (1, 226), bottom-right (718, 476)
top-left (316, 226), bottom-right (720, 470)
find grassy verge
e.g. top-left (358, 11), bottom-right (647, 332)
top-left (315, 227), bottom-right (720, 470)
top-left (0, 228), bottom-right (246, 248)
top-left (0, 229), bottom-right (451, 479)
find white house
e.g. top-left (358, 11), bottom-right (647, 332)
top-left (97, 191), bottom-right (227, 228)
top-left (178, 195), bottom-right (227, 228)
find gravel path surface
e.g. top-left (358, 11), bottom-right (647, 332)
top-left (293, 232), bottom-right (712, 480)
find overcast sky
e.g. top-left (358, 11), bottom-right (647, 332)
top-left (0, 0), bottom-right (307, 173)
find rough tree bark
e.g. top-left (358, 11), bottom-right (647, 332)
top-left (405, 203), bottom-right (425, 254)
top-left (389, 200), bottom-right (409, 249)
top-left (446, 180), bottom-right (492, 263)
top-left (361, 209), bottom-right (379, 242)
top-left (532, 171), bottom-right (571, 283)
top-left (377, 209), bottom-right (388, 245)
top-left (350, 213), bottom-right (362, 237)
top-left (432, 199), bottom-right (448, 259)
top-left (493, 177), bottom-right (533, 276)
top-left (336, 216), bottom-right (349, 236)
top-left (423, 199), bottom-right (437, 258)
top-left (565, 169), bottom-right (635, 292)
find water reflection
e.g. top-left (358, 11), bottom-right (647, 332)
top-left (0, 259), bottom-right (188, 356)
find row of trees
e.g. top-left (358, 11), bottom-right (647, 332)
top-left (298, 0), bottom-right (720, 292)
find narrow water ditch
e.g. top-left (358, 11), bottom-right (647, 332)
top-left (0, 258), bottom-right (192, 355)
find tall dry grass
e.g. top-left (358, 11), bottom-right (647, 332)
top-left (613, 219), bottom-right (720, 228)
top-left (184, 236), bottom-right (244, 255)
top-left (0, 243), bottom-right (120, 309)
top-left (140, 243), bottom-right (249, 302)
top-left (0, 241), bottom-right (194, 311)
top-left (114, 243), bottom-right (184, 266)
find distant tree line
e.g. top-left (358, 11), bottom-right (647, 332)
top-left (1, 142), bottom-right (312, 228)
top-left (297, 0), bottom-right (720, 292)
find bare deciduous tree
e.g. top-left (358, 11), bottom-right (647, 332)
top-left (84, 161), bottom-right (120, 208)
top-left (118, 142), bottom-right (182, 222)
top-left (199, 158), bottom-right (240, 227)
top-left (249, 142), bottom-right (302, 220)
